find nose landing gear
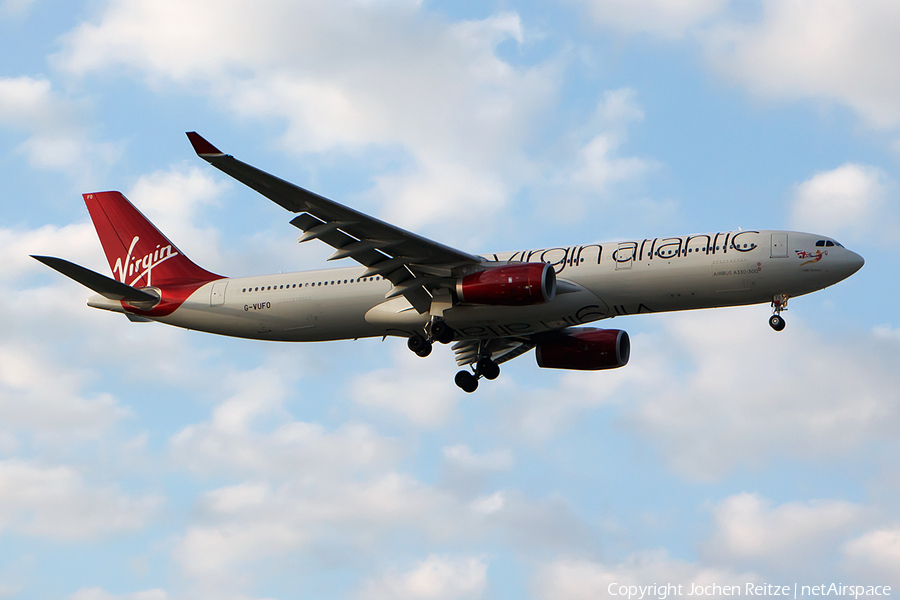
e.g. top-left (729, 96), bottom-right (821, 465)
top-left (769, 294), bottom-right (789, 331)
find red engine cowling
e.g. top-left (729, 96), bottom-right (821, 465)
top-left (456, 263), bottom-right (556, 306)
top-left (535, 329), bottom-right (630, 370)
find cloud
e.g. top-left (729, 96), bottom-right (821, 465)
top-left (348, 346), bottom-right (461, 427)
top-left (566, 89), bottom-right (655, 191)
top-left (533, 550), bottom-right (754, 600)
top-left (573, 1), bottom-right (900, 133)
top-left (533, 497), bottom-right (900, 598)
top-left (632, 310), bottom-right (900, 480)
top-left (173, 473), bottom-right (459, 579)
top-left (55, 1), bottom-right (560, 234)
top-left (0, 221), bottom-right (100, 280)
top-left (0, 76), bottom-right (121, 178)
top-left (68, 588), bottom-right (168, 600)
top-left (124, 165), bottom-right (229, 269)
top-left (0, 460), bottom-right (159, 540)
top-left (360, 554), bottom-right (488, 600)
top-left (0, 0), bottom-right (38, 15)
top-left (442, 444), bottom-right (514, 472)
top-left (0, 342), bottom-right (130, 442)
top-left (843, 528), bottom-right (900, 585)
top-left (789, 163), bottom-right (898, 245)
top-left (170, 367), bottom-right (401, 478)
top-left (702, 492), bottom-right (865, 574)
top-left (570, 0), bottom-right (729, 39)
top-left (0, 76), bottom-right (59, 126)
top-left (536, 88), bottom-right (661, 228)
top-left (509, 309), bottom-right (900, 481)
top-left (569, 133), bottom-right (654, 190)
top-left (703, 0), bottom-right (900, 129)
top-left (359, 554), bottom-right (487, 600)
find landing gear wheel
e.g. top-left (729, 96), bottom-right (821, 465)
top-left (769, 314), bottom-right (786, 331)
top-left (455, 370), bottom-right (478, 393)
top-left (431, 320), bottom-right (454, 344)
top-left (477, 358), bottom-right (500, 380)
top-left (407, 334), bottom-right (432, 356)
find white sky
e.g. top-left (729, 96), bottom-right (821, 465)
top-left (1, 1), bottom-right (899, 598)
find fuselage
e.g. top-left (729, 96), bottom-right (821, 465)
top-left (88, 229), bottom-right (865, 342)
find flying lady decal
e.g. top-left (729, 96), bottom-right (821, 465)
top-left (795, 249), bottom-right (827, 266)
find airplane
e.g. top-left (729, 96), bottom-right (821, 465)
top-left (33, 132), bottom-right (865, 393)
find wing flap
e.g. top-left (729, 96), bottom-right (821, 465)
top-left (452, 338), bottom-right (535, 367)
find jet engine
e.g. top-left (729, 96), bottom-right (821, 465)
top-left (535, 329), bottom-right (630, 370)
top-left (456, 263), bottom-right (556, 306)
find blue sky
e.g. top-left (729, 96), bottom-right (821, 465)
top-left (2, 1), bottom-right (899, 599)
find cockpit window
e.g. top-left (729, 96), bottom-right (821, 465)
top-left (816, 239), bottom-right (842, 248)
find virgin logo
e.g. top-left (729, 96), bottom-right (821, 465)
top-left (113, 236), bottom-right (179, 286)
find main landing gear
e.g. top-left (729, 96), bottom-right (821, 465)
top-left (407, 317), bottom-right (455, 358)
top-left (769, 294), bottom-right (789, 331)
top-left (406, 321), bottom-right (500, 393)
top-left (454, 357), bottom-right (500, 394)
top-left (407, 333), bottom-right (432, 357)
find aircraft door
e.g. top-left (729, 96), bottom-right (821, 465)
top-left (770, 233), bottom-right (788, 258)
top-left (615, 242), bottom-right (636, 270)
top-left (210, 280), bottom-right (228, 306)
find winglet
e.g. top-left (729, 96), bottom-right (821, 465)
top-left (186, 131), bottom-right (224, 156)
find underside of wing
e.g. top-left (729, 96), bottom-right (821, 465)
top-left (187, 132), bottom-right (484, 313)
top-left (452, 337), bottom-right (535, 368)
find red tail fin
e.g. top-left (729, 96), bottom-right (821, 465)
top-left (84, 191), bottom-right (221, 287)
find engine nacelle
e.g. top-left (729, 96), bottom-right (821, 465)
top-left (456, 263), bottom-right (556, 306)
top-left (535, 329), bottom-right (630, 371)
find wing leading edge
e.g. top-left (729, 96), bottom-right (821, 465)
top-left (186, 132), bottom-right (484, 313)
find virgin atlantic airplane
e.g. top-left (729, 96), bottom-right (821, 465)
top-left (33, 133), bottom-right (865, 392)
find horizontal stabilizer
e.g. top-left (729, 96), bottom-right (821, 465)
top-left (31, 255), bottom-right (159, 303)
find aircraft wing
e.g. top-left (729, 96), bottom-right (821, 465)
top-left (187, 132), bottom-right (485, 313)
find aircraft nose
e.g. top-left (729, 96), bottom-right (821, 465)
top-left (845, 250), bottom-right (865, 276)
